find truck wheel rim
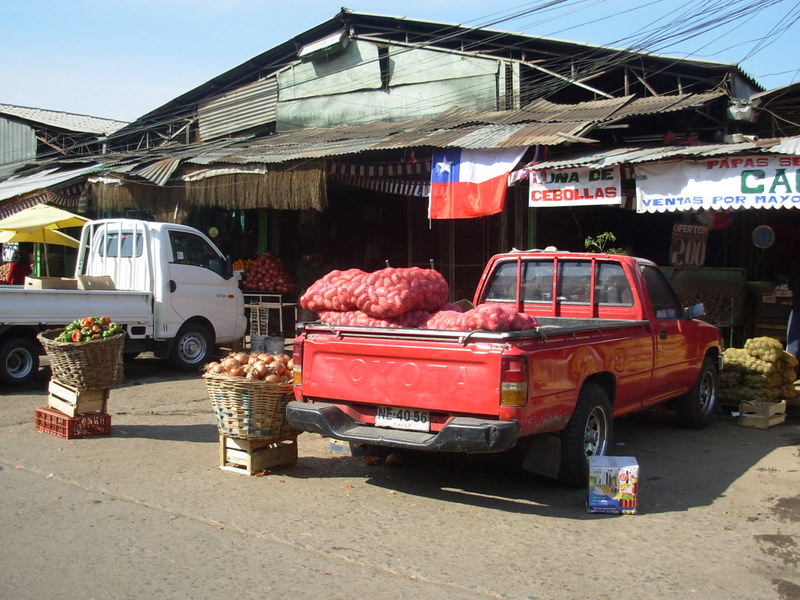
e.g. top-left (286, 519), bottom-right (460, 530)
top-left (584, 407), bottom-right (609, 456)
top-left (179, 335), bottom-right (206, 362)
top-left (698, 370), bottom-right (716, 414)
top-left (6, 347), bottom-right (33, 379)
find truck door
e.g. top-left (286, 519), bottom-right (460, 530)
top-left (164, 229), bottom-right (238, 340)
top-left (640, 264), bottom-right (695, 401)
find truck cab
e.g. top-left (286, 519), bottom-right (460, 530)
top-left (77, 219), bottom-right (247, 368)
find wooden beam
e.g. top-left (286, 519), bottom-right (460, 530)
top-left (525, 62), bottom-right (615, 98)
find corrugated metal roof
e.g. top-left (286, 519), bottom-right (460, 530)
top-left (0, 164), bottom-right (101, 202)
top-left (0, 104), bottom-right (128, 135)
top-left (198, 77), bottom-right (278, 141)
top-left (529, 139), bottom-right (794, 170)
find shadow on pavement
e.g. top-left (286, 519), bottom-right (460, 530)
top-left (111, 423), bottom-right (219, 442)
top-left (283, 410), bottom-right (799, 517)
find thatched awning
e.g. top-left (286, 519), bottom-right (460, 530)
top-left (184, 160), bottom-right (326, 211)
top-left (88, 159), bottom-right (326, 221)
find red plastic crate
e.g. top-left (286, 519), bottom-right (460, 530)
top-left (34, 407), bottom-right (111, 439)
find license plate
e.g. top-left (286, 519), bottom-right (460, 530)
top-left (374, 406), bottom-right (430, 432)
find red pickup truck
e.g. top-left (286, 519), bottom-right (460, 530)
top-left (286, 251), bottom-right (723, 485)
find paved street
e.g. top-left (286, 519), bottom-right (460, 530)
top-left (1, 357), bottom-right (799, 599)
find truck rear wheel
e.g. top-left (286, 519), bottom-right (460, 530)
top-left (559, 383), bottom-right (613, 487)
top-left (676, 357), bottom-right (718, 429)
top-left (0, 338), bottom-right (40, 385)
top-left (169, 323), bottom-right (213, 370)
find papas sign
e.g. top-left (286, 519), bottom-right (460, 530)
top-left (529, 165), bottom-right (623, 207)
top-left (670, 223), bottom-right (707, 267)
top-left (636, 156), bottom-right (800, 213)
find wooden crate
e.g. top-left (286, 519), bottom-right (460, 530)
top-left (219, 435), bottom-right (298, 475)
top-left (739, 412), bottom-right (786, 429)
top-left (48, 379), bottom-right (109, 417)
top-left (739, 399), bottom-right (787, 418)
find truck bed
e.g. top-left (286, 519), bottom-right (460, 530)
top-left (300, 316), bottom-right (649, 343)
top-left (0, 288), bottom-right (152, 329)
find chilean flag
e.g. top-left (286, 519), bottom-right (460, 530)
top-left (428, 147), bottom-right (528, 219)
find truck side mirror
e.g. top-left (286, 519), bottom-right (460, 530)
top-left (685, 303), bottom-right (705, 319)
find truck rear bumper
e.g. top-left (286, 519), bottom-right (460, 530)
top-left (286, 401), bottom-right (520, 453)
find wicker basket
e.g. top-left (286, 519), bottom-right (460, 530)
top-left (205, 373), bottom-right (300, 440)
top-left (37, 328), bottom-right (125, 389)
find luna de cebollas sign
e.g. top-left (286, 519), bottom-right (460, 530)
top-left (635, 156), bottom-right (800, 213)
top-left (528, 166), bottom-right (623, 207)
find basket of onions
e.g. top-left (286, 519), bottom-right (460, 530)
top-left (203, 351), bottom-right (300, 440)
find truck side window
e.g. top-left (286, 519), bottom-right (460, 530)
top-left (641, 264), bottom-right (682, 319)
top-left (595, 262), bottom-right (633, 306)
top-left (169, 231), bottom-right (221, 273)
top-left (557, 261), bottom-right (591, 304)
top-left (522, 261), bottom-right (553, 302)
top-left (485, 261), bottom-right (517, 301)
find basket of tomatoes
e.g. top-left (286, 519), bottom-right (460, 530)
top-left (37, 317), bottom-right (125, 389)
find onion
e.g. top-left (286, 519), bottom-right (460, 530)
top-left (221, 357), bottom-right (239, 370)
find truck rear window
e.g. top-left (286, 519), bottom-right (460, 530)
top-left (486, 258), bottom-right (634, 308)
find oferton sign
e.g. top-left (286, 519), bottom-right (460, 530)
top-left (635, 156), bottom-right (800, 213)
top-left (529, 166), bottom-right (623, 207)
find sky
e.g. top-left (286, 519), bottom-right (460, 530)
top-left (2, 0), bottom-right (799, 123)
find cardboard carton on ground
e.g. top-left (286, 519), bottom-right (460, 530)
top-left (587, 455), bottom-right (639, 515)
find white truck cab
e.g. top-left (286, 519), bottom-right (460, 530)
top-left (0, 219), bottom-right (247, 385)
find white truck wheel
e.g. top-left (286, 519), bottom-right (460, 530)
top-left (0, 338), bottom-right (40, 385)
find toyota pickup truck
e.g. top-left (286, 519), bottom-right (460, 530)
top-left (286, 250), bottom-right (724, 485)
top-left (0, 218), bottom-right (247, 385)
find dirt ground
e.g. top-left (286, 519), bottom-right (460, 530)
top-left (1, 355), bottom-right (799, 600)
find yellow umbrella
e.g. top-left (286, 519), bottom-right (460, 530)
top-left (0, 203), bottom-right (89, 231)
top-left (0, 205), bottom-right (88, 275)
top-left (0, 228), bottom-right (80, 248)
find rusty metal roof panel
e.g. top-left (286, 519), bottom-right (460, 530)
top-left (608, 92), bottom-right (724, 120)
top-left (133, 158), bottom-right (182, 186)
top-left (514, 96), bottom-right (634, 123)
top-left (531, 142), bottom-right (762, 169)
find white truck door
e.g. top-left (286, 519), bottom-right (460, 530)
top-left (164, 228), bottom-right (240, 340)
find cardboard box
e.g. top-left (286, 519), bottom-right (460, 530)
top-left (587, 456), bottom-right (639, 515)
top-left (739, 399), bottom-right (786, 418)
top-left (76, 275), bottom-right (116, 290)
top-left (24, 276), bottom-right (77, 290)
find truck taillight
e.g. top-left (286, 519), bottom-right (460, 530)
top-left (292, 340), bottom-right (303, 386)
top-left (500, 356), bottom-right (528, 407)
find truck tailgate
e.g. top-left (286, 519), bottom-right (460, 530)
top-left (299, 332), bottom-right (504, 415)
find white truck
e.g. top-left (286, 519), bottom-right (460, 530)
top-left (0, 218), bottom-right (247, 385)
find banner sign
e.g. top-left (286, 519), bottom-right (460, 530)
top-left (529, 165), bottom-right (623, 207)
top-left (635, 156), bottom-right (800, 213)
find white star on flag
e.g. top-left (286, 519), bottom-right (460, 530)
top-left (436, 157), bottom-right (453, 174)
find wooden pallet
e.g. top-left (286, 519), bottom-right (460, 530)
top-left (219, 435), bottom-right (298, 475)
top-left (47, 379), bottom-right (109, 417)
